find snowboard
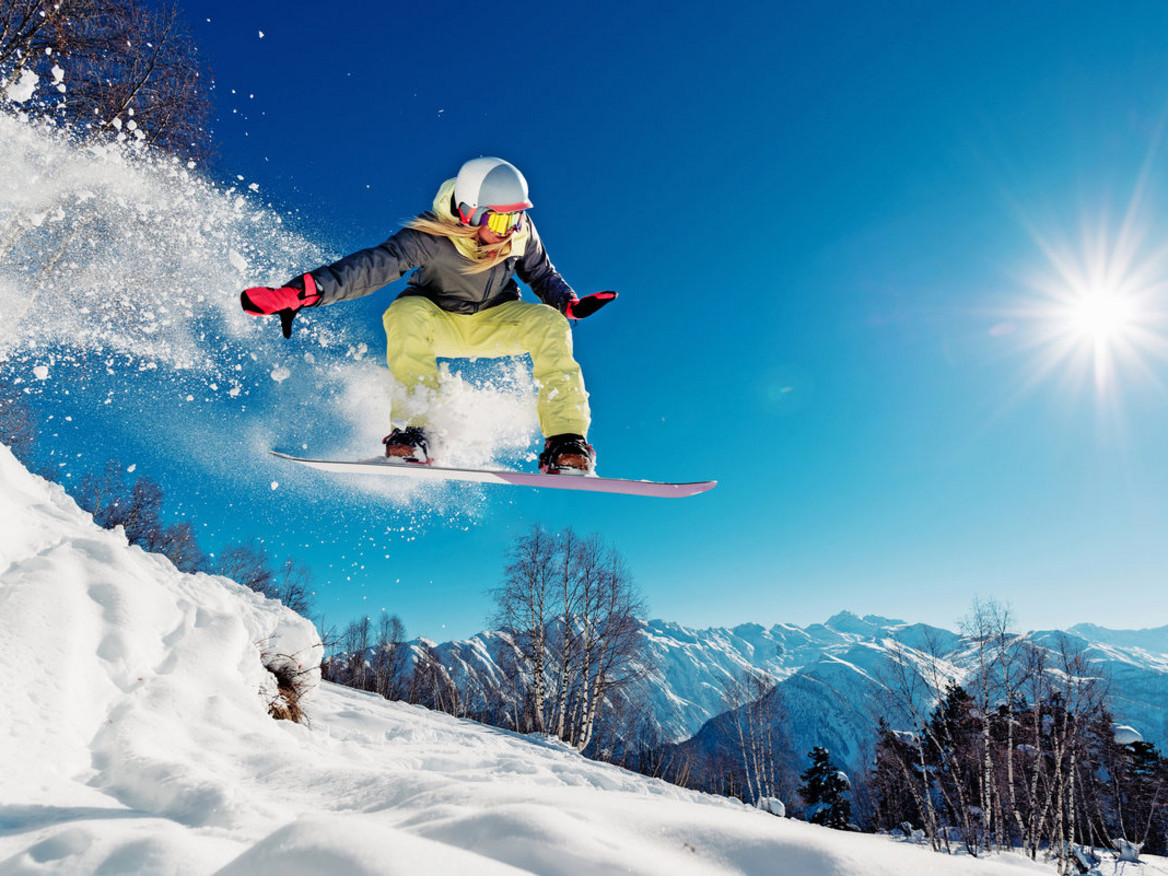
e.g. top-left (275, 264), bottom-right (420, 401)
top-left (270, 451), bottom-right (716, 498)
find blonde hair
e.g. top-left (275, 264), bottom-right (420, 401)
top-left (406, 213), bottom-right (515, 275)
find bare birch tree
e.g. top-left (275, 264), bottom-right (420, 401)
top-left (342, 616), bottom-right (371, 692)
top-left (490, 524), bottom-right (555, 733)
top-left (573, 542), bottom-right (646, 752)
top-left (371, 613), bottom-right (407, 699)
top-left (720, 668), bottom-right (780, 804)
top-left (489, 525), bottom-right (649, 749)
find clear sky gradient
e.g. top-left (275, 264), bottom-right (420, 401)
top-left (21, 0), bottom-right (1168, 641)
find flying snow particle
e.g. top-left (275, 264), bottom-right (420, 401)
top-left (33, 365), bottom-right (49, 380)
top-left (229, 249), bottom-right (249, 275)
top-left (270, 482), bottom-right (279, 491)
top-left (270, 366), bottom-right (291, 383)
top-left (6, 69), bottom-right (39, 103)
top-left (127, 464), bottom-right (137, 473)
top-left (258, 30), bottom-right (265, 38)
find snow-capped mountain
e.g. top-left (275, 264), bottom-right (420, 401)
top-left (419, 610), bottom-right (1168, 770)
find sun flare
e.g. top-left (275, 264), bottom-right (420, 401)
top-left (1011, 213), bottom-right (1168, 399)
top-left (1066, 288), bottom-right (1137, 344)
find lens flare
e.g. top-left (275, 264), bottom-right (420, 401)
top-left (1008, 211), bottom-right (1168, 401)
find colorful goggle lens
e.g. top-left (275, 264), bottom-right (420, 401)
top-left (481, 209), bottom-right (524, 235)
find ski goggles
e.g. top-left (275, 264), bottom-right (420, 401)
top-left (481, 209), bottom-right (524, 236)
top-left (459, 202), bottom-right (525, 236)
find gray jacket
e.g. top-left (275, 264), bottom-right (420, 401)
top-left (308, 213), bottom-right (575, 316)
top-left (308, 176), bottom-right (576, 315)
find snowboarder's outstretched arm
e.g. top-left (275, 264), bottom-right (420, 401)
top-left (241, 229), bottom-right (434, 337)
top-left (517, 221), bottom-right (618, 320)
top-left (307, 229), bottom-right (435, 305)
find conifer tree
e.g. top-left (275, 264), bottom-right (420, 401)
top-left (798, 746), bottom-right (852, 829)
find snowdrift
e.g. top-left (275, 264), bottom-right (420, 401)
top-left (0, 442), bottom-right (1056, 874)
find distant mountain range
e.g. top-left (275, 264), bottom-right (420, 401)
top-left (419, 611), bottom-right (1168, 769)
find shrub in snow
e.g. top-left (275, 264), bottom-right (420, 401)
top-left (261, 647), bottom-right (319, 724)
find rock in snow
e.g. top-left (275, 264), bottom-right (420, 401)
top-left (0, 440), bottom-right (1057, 874)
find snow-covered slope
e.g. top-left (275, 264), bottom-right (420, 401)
top-left (0, 444), bottom-right (1067, 874)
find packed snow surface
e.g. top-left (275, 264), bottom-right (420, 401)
top-left (0, 440), bottom-right (1074, 875)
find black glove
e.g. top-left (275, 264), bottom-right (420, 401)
top-left (565, 291), bottom-right (618, 320)
top-left (241, 273), bottom-right (321, 338)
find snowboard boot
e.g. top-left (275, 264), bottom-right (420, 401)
top-left (382, 426), bottom-right (430, 465)
top-left (539, 433), bottom-right (595, 475)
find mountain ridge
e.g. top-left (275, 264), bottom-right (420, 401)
top-left (412, 610), bottom-right (1168, 768)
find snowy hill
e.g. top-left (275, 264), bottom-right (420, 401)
top-left (0, 442), bottom-right (1072, 874)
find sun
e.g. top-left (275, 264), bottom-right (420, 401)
top-left (1009, 214), bottom-right (1168, 399)
top-left (1066, 288), bottom-right (1136, 344)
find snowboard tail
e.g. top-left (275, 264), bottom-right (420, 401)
top-left (270, 452), bottom-right (716, 498)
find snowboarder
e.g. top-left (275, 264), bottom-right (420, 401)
top-left (240, 157), bottom-right (616, 474)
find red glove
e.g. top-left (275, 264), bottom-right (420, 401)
top-left (241, 273), bottom-right (321, 338)
top-left (565, 291), bottom-right (617, 320)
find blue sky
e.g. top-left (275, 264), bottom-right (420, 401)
top-left (14, 1), bottom-right (1168, 641)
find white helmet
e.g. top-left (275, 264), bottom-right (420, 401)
top-left (454, 157), bottom-right (533, 226)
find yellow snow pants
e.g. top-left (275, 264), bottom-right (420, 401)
top-left (382, 296), bottom-right (591, 437)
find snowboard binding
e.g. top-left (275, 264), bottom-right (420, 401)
top-left (382, 427), bottom-right (431, 465)
top-left (539, 433), bottom-right (595, 475)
